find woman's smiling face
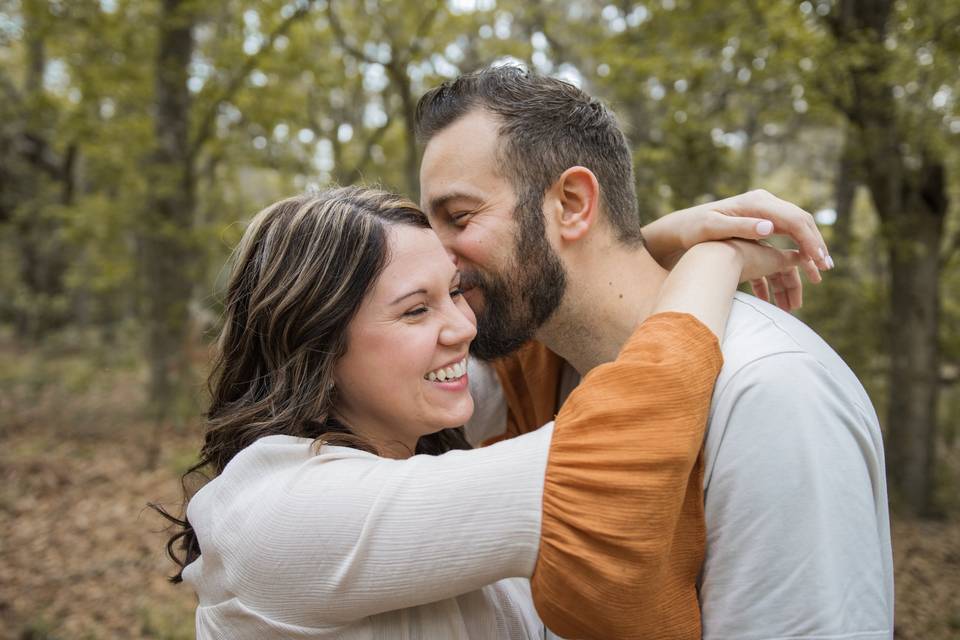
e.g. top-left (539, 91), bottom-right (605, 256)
top-left (332, 224), bottom-right (477, 457)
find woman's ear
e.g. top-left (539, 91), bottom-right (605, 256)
top-left (549, 166), bottom-right (601, 242)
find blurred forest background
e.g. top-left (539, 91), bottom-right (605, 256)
top-left (1, 0), bottom-right (958, 638)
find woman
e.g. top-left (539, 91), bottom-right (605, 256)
top-left (156, 186), bottom-right (806, 639)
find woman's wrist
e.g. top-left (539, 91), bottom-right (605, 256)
top-left (683, 240), bottom-right (742, 266)
top-left (682, 241), bottom-right (746, 284)
top-left (651, 241), bottom-right (741, 339)
top-left (641, 208), bottom-right (696, 269)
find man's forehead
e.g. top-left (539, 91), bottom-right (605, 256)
top-left (430, 107), bottom-right (502, 147)
top-left (420, 111), bottom-right (500, 171)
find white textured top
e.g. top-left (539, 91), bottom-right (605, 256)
top-left (182, 425), bottom-right (555, 639)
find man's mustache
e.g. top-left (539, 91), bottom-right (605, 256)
top-left (459, 270), bottom-right (486, 292)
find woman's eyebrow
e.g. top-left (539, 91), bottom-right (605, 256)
top-left (391, 271), bottom-right (460, 305)
top-left (390, 288), bottom-right (427, 305)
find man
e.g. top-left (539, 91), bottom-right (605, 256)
top-left (415, 67), bottom-right (893, 639)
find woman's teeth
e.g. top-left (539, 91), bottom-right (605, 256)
top-left (425, 358), bottom-right (468, 382)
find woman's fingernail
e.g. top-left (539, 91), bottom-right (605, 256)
top-left (818, 247), bottom-right (825, 261)
top-left (826, 255), bottom-right (835, 269)
top-left (756, 220), bottom-right (773, 235)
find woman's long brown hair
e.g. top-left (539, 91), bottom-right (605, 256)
top-left (151, 187), bottom-right (470, 582)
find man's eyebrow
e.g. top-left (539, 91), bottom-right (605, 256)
top-left (427, 192), bottom-right (481, 215)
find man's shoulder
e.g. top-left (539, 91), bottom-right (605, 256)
top-left (707, 293), bottom-right (880, 467)
top-left (716, 293), bottom-right (866, 395)
top-left (718, 293), bottom-right (818, 374)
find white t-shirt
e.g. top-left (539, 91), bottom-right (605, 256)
top-left (699, 294), bottom-right (893, 640)
top-left (182, 426), bottom-right (555, 639)
top-left (467, 293), bottom-right (894, 640)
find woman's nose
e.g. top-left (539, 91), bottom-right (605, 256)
top-left (439, 304), bottom-right (477, 346)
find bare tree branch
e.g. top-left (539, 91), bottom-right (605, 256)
top-left (518, 0), bottom-right (582, 69)
top-left (407, 0), bottom-right (443, 58)
top-left (188, 1), bottom-right (317, 158)
top-left (342, 114), bottom-right (393, 184)
top-left (0, 68), bottom-right (22, 105)
top-left (742, 0), bottom-right (767, 30)
top-left (941, 227), bottom-right (960, 266)
top-left (12, 132), bottom-right (63, 180)
top-left (932, 12), bottom-right (960, 45)
top-left (326, 0), bottom-right (374, 62)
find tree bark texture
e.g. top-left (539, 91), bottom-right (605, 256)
top-left (10, 1), bottom-right (72, 339)
top-left (834, 0), bottom-right (948, 514)
top-left (831, 126), bottom-right (858, 262)
top-left (143, 0), bottom-right (197, 463)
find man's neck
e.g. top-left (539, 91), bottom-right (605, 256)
top-left (536, 244), bottom-right (667, 375)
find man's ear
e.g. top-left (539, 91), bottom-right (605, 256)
top-left (549, 166), bottom-right (600, 242)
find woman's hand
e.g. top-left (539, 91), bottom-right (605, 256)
top-left (642, 190), bottom-right (831, 304)
top-left (728, 240), bottom-right (807, 310)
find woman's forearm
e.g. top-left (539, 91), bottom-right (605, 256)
top-left (651, 241), bottom-right (742, 339)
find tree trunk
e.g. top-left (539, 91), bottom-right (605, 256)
top-left (877, 159), bottom-right (947, 515)
top-left (886, 209), bottom-right (942, 514)
top-left (386, 61), bottom-right (420, 199)
top-left (13, 0), bottom-right (70, 340)
top-left (857, 107), bottom-right (946, 517)
top-left (142, 0), bottom-right (197, 468)
top-left (832, 0), bottom-right (948, 515)
top-left (24, 1), bottom-right (45, 96)
top-left (831, 127), bottom-right (857, 262)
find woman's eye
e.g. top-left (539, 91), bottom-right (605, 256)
top-left (403, 306), bottom-right (428, 318)
top-left (450, 287), bottom-right (463, 298)
top-left (451, 212), bottom-right (471, 224)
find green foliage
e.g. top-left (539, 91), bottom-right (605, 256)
top-left (0, 0), bottom-right (957, 497)
top-left (137, 602), bottom-right (195, 640)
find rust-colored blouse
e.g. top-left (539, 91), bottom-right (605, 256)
top-left (495, 312), bottom-right (719, 639)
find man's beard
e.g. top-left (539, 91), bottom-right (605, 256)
top-left (467, 198), bottom-right (567, 361)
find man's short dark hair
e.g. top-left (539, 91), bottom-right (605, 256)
top-left (415, 65), bottom-right (643, 246)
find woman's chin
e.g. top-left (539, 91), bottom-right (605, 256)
top-left (431, 400), bottom-right (475, 433)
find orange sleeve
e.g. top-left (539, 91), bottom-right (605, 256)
top-left (531, 312), bottom-right (722, 640)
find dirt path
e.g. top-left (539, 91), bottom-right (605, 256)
top-left (1, 424), bottom-right (197, 640)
